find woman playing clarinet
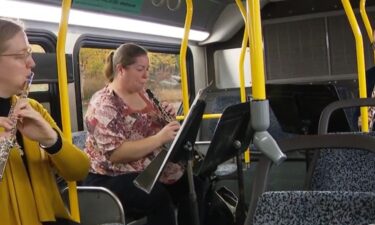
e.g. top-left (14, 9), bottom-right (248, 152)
top-left (83, 43), bottom-right (207, 225)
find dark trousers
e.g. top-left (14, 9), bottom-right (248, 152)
top-left (43, 219), bottom-right (80, 225)
top-left (83, 172), bottom-right (208, 225)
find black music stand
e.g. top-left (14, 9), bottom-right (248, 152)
top-left (266, 83), bottom-right (351, 135)
top-left (195, 102), bottom-right (253, 225)
top-left (134, 90), bottom-right (206, 225)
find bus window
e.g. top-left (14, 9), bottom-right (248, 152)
top-left (31, 44), bottom-right (45, 53)
top-left (30, 44), bottom-right (49, 92)
top-left (148, 52), bottom-right (181, 112)
top-left (214, 48), bottom-right (252, 89)
top-left (30, 84), bottom-right (49, 92)
top-left (79, 47), bottom-right (182, 119)
top-left (29, 44), bottom-right (51, 112)
top-left (79, 47), bottom-right (110, 117)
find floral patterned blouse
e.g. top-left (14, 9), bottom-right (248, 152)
top-left (84, 85), bottom-right (184, 184)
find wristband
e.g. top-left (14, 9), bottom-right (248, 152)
top-left (39, 129), bottom-right (62, 154)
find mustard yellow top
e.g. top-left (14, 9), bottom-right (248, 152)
top-left (0, 97), bottom-right (90, 225)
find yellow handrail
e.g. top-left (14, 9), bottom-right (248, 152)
top-left (235, 0), bottom-right (249, 103)
top-left (178, 0), bottom-right (223, 121)
top-left (247, 0), bottom-right (266, 100)
top-left (342, 0), bottom-right (368, 132)
top-left (176, 113), bottom-right (221, 121)
top-left (57, 0), bottom-right (80, 221)
top-left (236, 0), bottom-right (251, 164)
top-left (179, 0), bottom-right (193, 116)
top-left (201, 113), bottom-right (222, 119)
top-left (359, 0), bottom-right (374, 64)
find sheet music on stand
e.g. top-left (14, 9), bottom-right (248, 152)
top-left (133, 89), bottom-right (206, 194)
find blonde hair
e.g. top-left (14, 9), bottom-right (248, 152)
top-left (0, 18), bottom-right (25, 54)
top-left (104, 43), bottom-right (148, 82)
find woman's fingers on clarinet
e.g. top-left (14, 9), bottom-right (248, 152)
top-left (168, 121), bottom-right (180, 130)
top-left (162, 102), bottom-right (175, 115)
top-left (161, 101), bottom-right (169, 108)
top-left (0, 132), bottom-right (11, 140)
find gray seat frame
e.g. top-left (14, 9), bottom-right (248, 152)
top-left (62, 186), bottom-right (125, 225)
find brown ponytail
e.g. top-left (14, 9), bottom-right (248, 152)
top-left (104, 51), bottom-right (115, 82)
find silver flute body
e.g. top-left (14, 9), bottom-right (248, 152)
top-left (0, 72), bottom-right (34, 181)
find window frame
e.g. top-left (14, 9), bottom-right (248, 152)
top-left (73, 34), bottom-right (195, 131)
top-left (26, 29), bottom-right (62, 128)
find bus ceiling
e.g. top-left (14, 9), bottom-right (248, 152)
top-left (25, 0), bottom-right (229, 34)
top-left (23, 0), bottom-right (274, 44)
top-left (261, 0), bottom-right (375, 19)
top-left (12, 0), bottom-right (375, 44)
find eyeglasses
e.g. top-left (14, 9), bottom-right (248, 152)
top-left (0, 47), bottom-right (33, 61)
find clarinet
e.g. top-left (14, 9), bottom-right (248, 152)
top-left (146, 89), bottom-right (203, 162)
top-left (0, 72), bottom-right (34, 181)
top-left (134, 89), bottom-right (177, 193)
top-left (146, 89), bottom-right (175, 123)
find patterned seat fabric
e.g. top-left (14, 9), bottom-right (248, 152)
top-left (311, 148), bottom-right (375, 191)
top-left (72, 131), bottom-right (88, 150)
top-left (253, 191), bottom-right (375, 225)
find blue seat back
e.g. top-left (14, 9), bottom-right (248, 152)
top-left (253, 191), bottom-right (375, 225)
top-left (309, 98), bottom-right (375, 191)
top-left (72, 131), bottom-right (88, 150)
top-left (310, 145), bottom-right (375, 191)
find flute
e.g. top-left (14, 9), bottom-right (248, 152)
top-left (0, 72), bottom-right (35, 181)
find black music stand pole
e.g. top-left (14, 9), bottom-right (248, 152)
top-left (235, 149), bottom-right (246, 225)
top-left (195, 103), bottom-right (254, 224)
top-left (185, 141), bottom-right (200, 225)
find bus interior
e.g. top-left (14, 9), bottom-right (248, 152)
top-left (1, 0), bottom-right (375, 224)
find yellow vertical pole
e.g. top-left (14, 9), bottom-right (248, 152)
top-left (342, 0), bottom-right (368, 132)
top-left (235, 0), bottom-right (249, 103)
top-left (57, 0), bottom-right (80, 221)
top-left (244, 0), bottom-right (286, 176)
top-left (247, 0), bottom-right (266, 100)
top-left (180, 0), bottom-right (193, 116)
top-left (359, 0), bottom-right (374, 63)
top-left (235, 0), bottom-right (251, 164)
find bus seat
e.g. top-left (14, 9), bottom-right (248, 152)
top-left (68, 135), bottom-right (148, 225)
top-left (245, 133), bottom-right (375, 223)
top-left (334, 85), bottom-right (358, 131)
top-left (317, 98), bottom-right (375, 135)
top-left (61, 186), bottom-right (126, 225)
top-left (57, 130), bottom-right (88, 190)
top-left (252, 191), bottom-right (375, 225)
top-left (304, 98), bottom-right (375, 191)
top-left (72, 131), bottom-right (88, 150)
top-left (308, 142), bottom-right (375, 192)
